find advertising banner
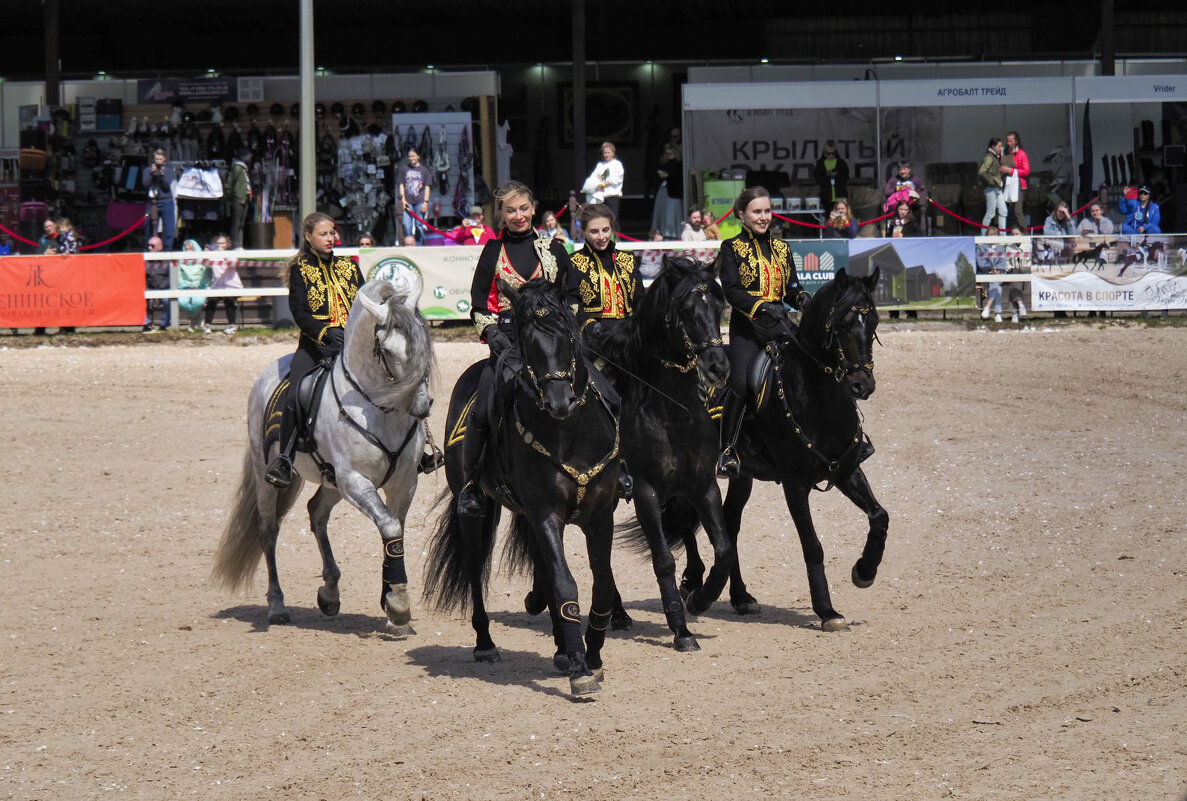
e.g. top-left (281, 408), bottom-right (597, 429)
top-left (848, 237), bottom-right (977, 311)
top-left (789, 240), bottom-right (849, 293)
top-left (359, 246), bottom-right (479, 320)
top-left (0, 254), bottom-right (145, 327)
top-left (1031, 234), bottom-right (1187, 311)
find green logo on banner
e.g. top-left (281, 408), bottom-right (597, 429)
top-left (367, 255), bottom-right (421, 283)
top-left (456, 299), bottom-right (471, 313)
top-left (434, 285), bottom-right (447, 299)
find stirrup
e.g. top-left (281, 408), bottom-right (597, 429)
top-left (264, 455), bottom-right (293, 489)
top-left (456, 482), bottom-right (485, 516)
top-left (716, 448), bottom-right (741, 479)
top-left (418, 450), bottom-right (444, 474)
top-left (616, 465), bottom-right (633, 501)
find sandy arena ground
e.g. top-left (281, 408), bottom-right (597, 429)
top-left (1, 325), bottom-right (1184, 800)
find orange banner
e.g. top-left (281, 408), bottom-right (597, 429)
top-left (0, 254), bottom-right (146, 327)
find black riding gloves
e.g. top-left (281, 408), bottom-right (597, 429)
top-left (483, 325), bottom-right (511, 355)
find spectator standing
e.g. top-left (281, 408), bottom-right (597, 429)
top-left (814, 140), bottom-right (850, 207)
top-left (582, 141), bottom-right (625, 221)
top-left (397, 147), bottom-right (433, 244)
top-left (1000, 131), bottom-right (1030, 232)
top-left (884, 201), bottom-right (922, 238)
top-left (143, 148), bottom-right (176, 250)
top-left (1119, 186), bottom-right (1161, 234)
top-left (226, 148), bottom-right (252, 249)
top-left (445, 205), bottom-right (498, 246)
top-left (203, 233), bottom-right (241, 334)
top-left (826, 200), bottom-right (859, 239)
top-left (883, 160), bottom-right (928, 215)
top-left (1043, 202), bottom-right (1077, 237)
top-left (650, 129), bottom-right (684, 239)
top-left (1077, 200), bottom-right (1116, 237)
top-left (37, 219), bottom-right (60, 254)
top-left (680, 208), bottom-right (707, 241)
top-left (700, 207), bottom-right (720, 240)
top-left (977, 137), bottom-right (1006, 230)
top-left (143, 235), bottom-right (169, 332)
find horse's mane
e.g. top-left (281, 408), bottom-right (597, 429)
top-left (797, 270), bottom-right (873, 350)
top-left (512, 278), bottom-right (581, 340)
top-left (605, 254), bottom-right (723, 369)
top-left (348, 280), bottom-right (435, 400)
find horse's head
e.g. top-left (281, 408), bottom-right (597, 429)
top-left (353, 280), bottom-right (435, 419)
top-left (645, 255), bottom-right (729, 395)
top-left (800, 267), bottom-right (880, 400)
top-left (503, 278), bottom-right (586, 420)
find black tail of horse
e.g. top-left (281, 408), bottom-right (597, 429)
top-left (422, 488), bottom-right (498, 614)
top-left (615, 498), bottom-right (702, 556)
top-left (501, 513), bottom-right (540, 578)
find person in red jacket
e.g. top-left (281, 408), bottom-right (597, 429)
top-left (443, 205), bottom-right (497, 246)
top-left (999, 131), bottom-right (1030, 232)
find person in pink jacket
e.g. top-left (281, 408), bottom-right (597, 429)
top-left (999, 131), bottom-right (1030, 231)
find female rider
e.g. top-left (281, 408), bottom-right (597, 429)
top-left (566, 203), bottom-right (643, 360)
top-left (456, 181), bottom-right (574, 515)
top-left (717, 186), bottom-right (810, 478)
top-left (266, 212), bottom-right (364, 489)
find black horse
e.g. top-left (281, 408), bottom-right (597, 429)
top-left (575, 255), bottom-right (735, 651)
top-left (423, 278), bottom-right (623, 697)
top-left (679, 267), bottom-right (889, 631)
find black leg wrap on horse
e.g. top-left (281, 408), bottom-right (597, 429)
top-left (588, 609), bottom-right (612, 632)
top-left (805, 562), bottom-right (835, 618)
top-left (382, 538), bottom-right (407, 585)
top-left (658, 577), bottom-right (687, 630)
top-left (558, 601), bottom-right (584, 655)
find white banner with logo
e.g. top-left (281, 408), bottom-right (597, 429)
top-left (1031, 234), bottom-right (1187, 311)
top-left (359, 246), bottom-right (481, 320)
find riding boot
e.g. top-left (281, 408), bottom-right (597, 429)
top-left (716, 394), bottom-right (744, 479)
top-left (265, 396), bottom-right (298, 489)
top-left (455, 414), bottom-right (489, 516)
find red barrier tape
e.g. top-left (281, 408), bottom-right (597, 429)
top-left (616, 231), bottom-right (643, 242)
top-left (0, 222), bottom-right (40, 247)
top-left (80, 214), bottom-right (149, 251)
top-left (929, 196), bottom-right (1100, 233)
top-left (772, 210), bottom-right (894, 231)
top-left (555, 206), bottom-right (567, 218)
top-left (405, 206), bottom-right (448, 236)
top-left (714, 209), bottom-right (732, 226)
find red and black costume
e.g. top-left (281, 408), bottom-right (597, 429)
top-left (565, 239), bottom-right (642, 355)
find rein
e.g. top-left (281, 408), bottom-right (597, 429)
top-left (658, 285), bottom-right (723, 373)
top-left (330, 361), bottom-right (420, 487)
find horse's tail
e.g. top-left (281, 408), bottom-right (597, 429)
top-left (502, 513), bottom-right (539, 578)
top-left (210, 449), bottom-right (264, 592)
top-left (422, 488), bottom-right (496, 614)
top-left (615, 499), bottom-right (702, 556)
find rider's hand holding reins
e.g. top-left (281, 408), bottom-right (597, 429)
top-left (484, 325), bottom-right (511, 355)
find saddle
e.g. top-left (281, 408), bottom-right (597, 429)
top-left (747, 348), bottom-right (775, 414)
top-left (263, 361), bottom-right (333, 461)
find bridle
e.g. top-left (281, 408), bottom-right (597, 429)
top-left (342, 318), bottom-right (428, 414)
top-left (660, 283), bottom-right (724, 373)
top-left (816, 290), bottom-right (879, 382)
top-left (518, 308), bottom-right (588, 410)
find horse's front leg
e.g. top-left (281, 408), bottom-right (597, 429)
top-left (580, 511), bottom-right (616, 679)
top-left (529, 512), bottom-right (599, 696)
top-left (336, 470), bottom-right (413, 635)
top-left (836, 467), bottom-right (890, 590)
top-left (722, 477), bottom-right (760, 614)
top-left (307, 486), bottom-right (343, 616)
top-left (781, 480), bottom-right (848, 632)
top-left (633, 483), bottom-right (699, 652)
top-left (683, 479), bottom-right (737, 616)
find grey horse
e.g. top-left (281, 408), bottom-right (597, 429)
top-left (212, 280), bottom-right (434, 633)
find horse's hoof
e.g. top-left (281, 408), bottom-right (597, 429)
top-left (674, 634), bottom-right (701, 652)
top-left (524, 591), bottom-right (547, 616)
top-left (474, 647), bottom-right (501, 663)
top-left (268, 610), bottom-right (291, 625)
top-left (384, 621), bottom-right (416, 637)
top-left (570, 673), bottom-right (601, 696)
top-left (610, 611), bottom-right (634, 631)
top-left (383, 585), bottom-right (411, 627)
top-left (590, 668), bottom-right (604, 683)
top-left (316, 587), bottom-right (340, 617)
top-left (852, 562), bottom-right (877, 589)
top-left (821, 615), bottom-right (849, 633)
top-left (553, 653), bottom-right (571, 674)
top-left (678, 584), bottom-right (696, 604)
top-left (732, 599), bottom-right (762, 616)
